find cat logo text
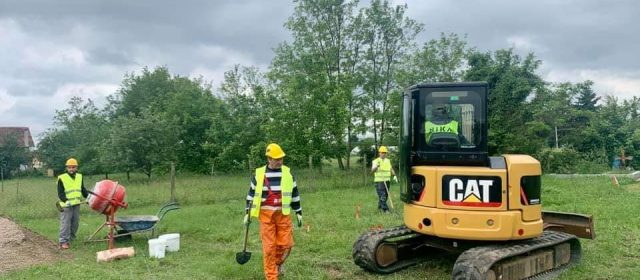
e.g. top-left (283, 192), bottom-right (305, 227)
top-left (442, 175), bottom-right (502, 207)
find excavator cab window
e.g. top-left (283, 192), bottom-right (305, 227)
top-left (400, 83), bottom-right (488, 174)
top-left (400, 83), bottom-right (489, 202)
top-left (419, 91), bottom-right (482, 151)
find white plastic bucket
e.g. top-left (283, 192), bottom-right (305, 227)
top-left (159, 233), bottom-right (180, 252)
top-left (148, 238), bottom-right (166, 258)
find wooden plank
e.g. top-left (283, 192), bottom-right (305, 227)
top-left (96, 247), bottom-right (135, 262)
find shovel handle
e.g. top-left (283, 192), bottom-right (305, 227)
top-left (384, 181), bottom-right (394, 209)
top-left (242, 200), bottom-right (253, 252)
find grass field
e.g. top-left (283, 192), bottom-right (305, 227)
top-left (1, 169), bottom-right (639, 280)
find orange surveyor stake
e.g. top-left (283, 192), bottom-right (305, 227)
top-left (611, 176), bottom-right (619, 187)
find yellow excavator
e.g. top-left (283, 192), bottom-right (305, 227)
top-left (353, 82), bottom-right (595, 279)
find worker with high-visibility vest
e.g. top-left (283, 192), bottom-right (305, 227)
top-left (424, 104), bottom-right (463, 146)
top-left (57, 158), bottom-right (88, 250)
top-left (244, 143), bottom-right (302, 280)
top-left (371, 146), bottom-right (397, 213)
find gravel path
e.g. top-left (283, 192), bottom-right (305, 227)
top-left (0, 216), bottom-right (63, 274)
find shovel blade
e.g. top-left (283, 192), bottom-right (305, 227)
top-left (236, 251), bottom-right (251, 264)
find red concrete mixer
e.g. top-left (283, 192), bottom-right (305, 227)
top-left (86, 180), bottom-right (128, 249)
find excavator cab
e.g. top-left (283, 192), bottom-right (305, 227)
top-left (402, 82), bottom-right (488, 167)
top-left (354, 82), bottom-right (595, 280)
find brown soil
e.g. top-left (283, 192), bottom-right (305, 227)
top-left (0, 216), bottom-right (65, 274)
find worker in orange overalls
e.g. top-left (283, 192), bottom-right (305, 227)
top-left (244, 143), bottom-right (303, 280)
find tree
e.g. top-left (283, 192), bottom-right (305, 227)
top-left (0, 132), bottom-right (31, 179)
top-left (108, 110), bottom-right (180, 179)
top-left (269, 0), bottom-right (362, 169)
top-left (38, 97), bottom-right (110, 175)
top-left (205, 65), bottom-right (267, 171)
top-left (398, 33), bottom-right (472, 85)
top-left (464, 49), bottom-right (545, 154)
top-left (110, 66), bottom-right (219, 173)
top-left (37, 129), bottom-right (74, 174)
top-left (360, 0), bottom-right (422, 147)
top-left (573, 80), bottom-right (600, 111)
top-left (162, 76), bottom-right (218, 173)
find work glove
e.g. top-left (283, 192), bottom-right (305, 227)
top-left (296, 214), bottom-right (303, 228)
top-left (243, 214), bottom-right (249, 225)
top-left (393, 176), bottom-right (398, 183)
top-left (55, 202), bottom-right (63, 212)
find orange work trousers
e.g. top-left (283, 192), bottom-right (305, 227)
top-left (259, 209), bottom-right (294, 280)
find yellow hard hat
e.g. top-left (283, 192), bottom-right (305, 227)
top-left (378, 146), bottom-right (388, 153)
top-left (265, 143), bottom-right (286, 159)
top-left (65, 158), bottom-right (78, 166)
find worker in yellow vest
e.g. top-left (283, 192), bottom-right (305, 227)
top-left (244, 143), bottom-right (302, 280)
top-left (371, 146), bottom-right (397, 213)
top-left (57, 158), bottom-right (88, 250)
top-left (424, 104), bottom-right (465, 146)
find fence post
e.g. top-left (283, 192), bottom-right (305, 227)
top-left (248, 154), bottom-right (254, 174)
top-left (170, 162), bottom-right (176, 202)
top-left (363, 153), bottom-right (368, 185)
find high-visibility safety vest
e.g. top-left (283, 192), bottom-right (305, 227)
top-left (425, 120), bottom-right (458, 143)
top-left (373, 158), bottom-right (392, 182)
top-left (58, 173), bottom-right (83, 208)
top-left (250, 165), bottom-right (294, 217)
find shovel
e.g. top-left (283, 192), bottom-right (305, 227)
top-left (384, 181), bottom-right (394, 210)
top-left (236, 206), bottom-right (252, 264)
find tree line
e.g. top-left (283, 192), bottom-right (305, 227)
top-left (16, 0), bottom-right (639, 177)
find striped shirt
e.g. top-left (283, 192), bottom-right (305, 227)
top-left (246, 166), bottom-right (302, 214)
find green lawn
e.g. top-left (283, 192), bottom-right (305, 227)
top-left (0, 170), bottom-right (638, 279)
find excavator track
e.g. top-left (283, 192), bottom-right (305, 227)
top-left (452, 230), bottom-right (581, 280)
top-left (352, 226), bottom-right (426, 274)
top-left (354, 227), bottom-right (581, 280)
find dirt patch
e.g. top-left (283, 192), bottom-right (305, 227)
top-left (0, 216), bottom-right (66, 274)
top-left (322, 263), bottom-right (346, 279)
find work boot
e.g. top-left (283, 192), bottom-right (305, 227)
top-left (60, 243), bottom-right (70, 250)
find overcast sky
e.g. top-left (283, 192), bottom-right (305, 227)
top-left (1, 0), bottom-right (639, 142)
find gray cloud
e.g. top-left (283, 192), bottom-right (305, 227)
top-left (1, 0), bottom-right (639, 141)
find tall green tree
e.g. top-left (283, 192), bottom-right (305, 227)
top-left (464, 49), bottom-right (545, 154)
top-left (108, 110), bottom-right (180, 178)
top-left (398, 33), bottom-right (472, 85)
top-left (110, 66), bottom-right (218, 173)
top-left (573, 80), bottom-right (600, 111)
top-left (205, 65), bottom-right (267, 171)
top-left (38, 97), bottom-right (110, 174)
top-left (360, 0), bottom-right (422, 146)
top-left (269, 0), bottom-right (362, 169)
